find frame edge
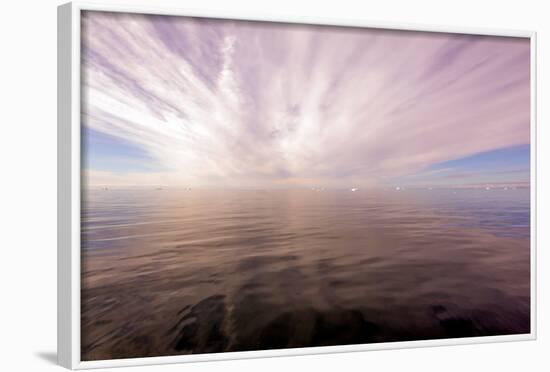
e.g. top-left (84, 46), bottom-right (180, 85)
top-left (530, 30), bottom-right (537, 340)
top-left (58, 2), bottom-right (74, 370)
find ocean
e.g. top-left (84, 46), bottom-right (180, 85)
top-left (81, 187), bottom-right (530, 360)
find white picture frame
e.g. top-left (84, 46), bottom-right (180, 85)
top-left (58, 1), bottom-right (537, 369)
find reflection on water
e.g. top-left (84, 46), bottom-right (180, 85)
top-left (81, 188), bottom-right (530, 360)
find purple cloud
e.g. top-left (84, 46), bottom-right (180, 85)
top-left (81, 11), bottom-right (530, 188)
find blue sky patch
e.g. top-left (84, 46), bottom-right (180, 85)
top-left (82, 127), bottom-right (159, 173)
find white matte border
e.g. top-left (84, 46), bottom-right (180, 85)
top-left (57, 1), bottom-right (537, 369)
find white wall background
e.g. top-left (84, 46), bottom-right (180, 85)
top-left (0, 0), bottom-right (547, 370)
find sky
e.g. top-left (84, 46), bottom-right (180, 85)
top-left (81, 11), bottom-right (531, 189)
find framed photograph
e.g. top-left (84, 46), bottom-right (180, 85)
top-left (58, 1), bottom-right (537, 369)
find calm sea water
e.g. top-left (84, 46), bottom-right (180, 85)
top-left (81, 188), bottom-right (530, 360)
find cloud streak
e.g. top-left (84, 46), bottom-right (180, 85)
top-left (81, 11), bottom-right (530, 188)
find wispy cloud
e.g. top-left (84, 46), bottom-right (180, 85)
top-left (81, 11), bottom-right (530, 187)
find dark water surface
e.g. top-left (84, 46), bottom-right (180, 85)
top-left (81, 188), bottom-right (530, 360)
